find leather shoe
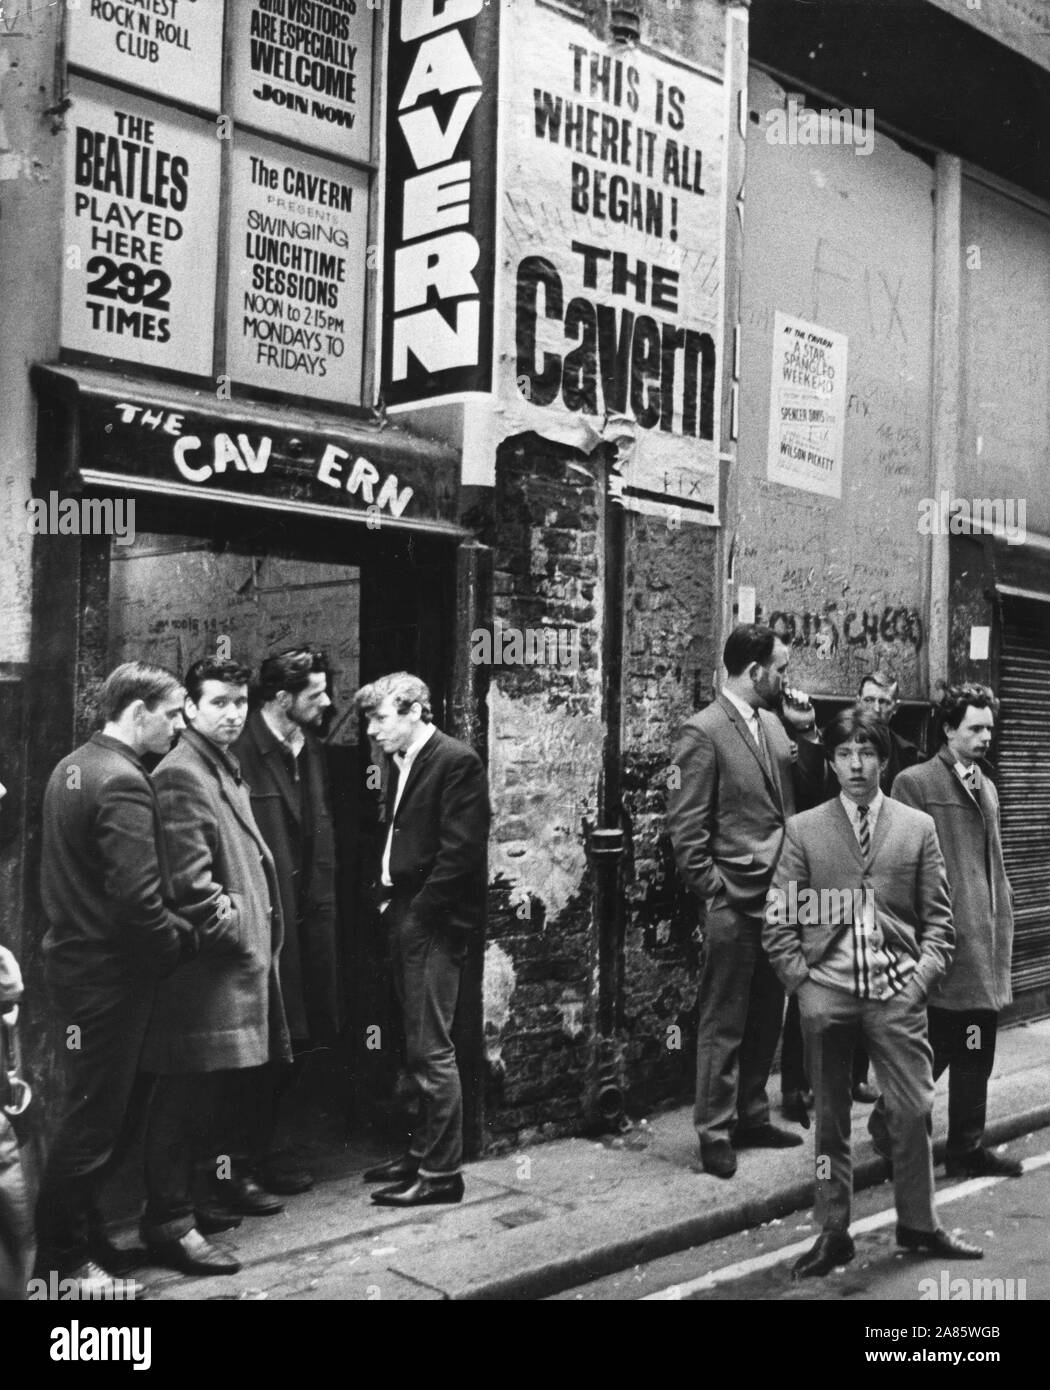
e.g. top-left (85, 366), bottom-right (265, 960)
top-left (781, 1091), bottom-right (811, 1128)
top-left (371, 1173), bottom-right (465, 1207)
top-left (700, 1142), bottom-right (737, 1178)
top-left (945, 1147), bottom-right (1023, 1179)
top-left (90, 1239), bottom-right (146, 1277)
top-left (852, 1081), bottom-right (879, 1104)
top-left (195, 1205), bottom-right (243, 1235)
top-left (362, 1153), bottom-right (420, 1184)
top-left (792, 1231), bottom-right (855, 1280)
top-left (734, 1122), bottom-right (804, 1149)
top-left (258, 1161), bottom-right (315, 1195)
top-left (146, 1227), bottom-right (242, 1276)
top-left (215, 1174), bottom-right (285, 1216)
top-left (896, 1225), bottom-right (983, 1259)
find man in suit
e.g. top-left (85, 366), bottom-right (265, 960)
top-left (140, 656), bottom-right (289, 1276)
top-left (764, 708), bottom-right (983, 1278)
top-left (354, 672), bottom-right (490, 1207)
top-left (667, 624), bottom-right (823, 1178)
top-left (858, 671), bottom-right (924, 793)
top-left (232, 647), bottom-right (339, 1197)
top-left (871, 684), bottom-right (1022, 1179)
top-left (35, 662), bottom-right (194, 1293)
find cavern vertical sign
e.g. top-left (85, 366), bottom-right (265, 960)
top-left (380, 0), bottom-right (500, 411)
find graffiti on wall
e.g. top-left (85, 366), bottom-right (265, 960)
top-left (756, 601), bottom-right (924, 657)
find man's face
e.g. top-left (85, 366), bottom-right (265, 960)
top-left (859, 681), bottom-right (899, 722)
top-left (367, 694), bottom-right (419, 756)
top-left (945, 705), bottom-right (994, 765)
top-left (831, 737), bottom-right (886, 804)
top-left (287, 673), bottom-right (331, 729)
top-left (138, 687), bottom-right (187, 756)
top-left (751, 639), bottom-right (790, 709)
top-left (186, 680), bottom-right (249, 749)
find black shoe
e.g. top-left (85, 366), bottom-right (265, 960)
top-left (195, 1205), bottom-right (244, 1235)
top-left (734, 1122), bottom-right (804, 1149)
top-left (362, 1153), bottom-right (420, 1184)
top-left (852, 1081), bottom-right (879, 1104)
top-left (792, 1231), bottom-right (855, 1280)
top-left (214, 1174), bottom-right (285, 1217)
top-left (57, 1258), bottom-right (122, 1299)
top-left (781, 1091), bottom-right (811, 1128)
top-left (700, 1141), bottom-right (737, 1179)
top-left (945, 1147), bottom-right (1023, 1179)
top-left (258, 1161), bottom-right (315, 1195)
top-left (371, 1174), bottom-right (465, 1207)
top-left (89, 1236), bottom-right (146, 1277)
top-left (146, 1228), bottom-right (242, 1276)
top-left (896, 1225), bottom-right (984, 1259)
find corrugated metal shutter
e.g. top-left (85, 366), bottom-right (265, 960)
top-left (998, 596), bottom-right (1050, 995)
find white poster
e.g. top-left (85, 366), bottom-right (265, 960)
top-left (67, 0), bottom-right (225, 110)
top-left (226, 136), bottom-right (368, 403)
top-left (230, 0), bottom-right (374, 164)
top-left (766, 312), bottom-right (848, 498)
top-left (495, 0), bottom-right (725, 519)
top-left (61, 79), bottom-right (221, 377)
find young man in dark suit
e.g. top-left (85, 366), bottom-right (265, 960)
top-left (667, 624), bottom-right (823, 1178)
top-left (36, 662), bottom-right (194, 1293)
top-left (354, 672), bottom-right (490, 1207)
top-left (764, 708), bottom-right (982, 1279)
top-left (232, 647), bottom-right (339, 1197)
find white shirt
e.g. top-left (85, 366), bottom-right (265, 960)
top-left (381, 722), bottom-right (437, 889)
top-left (840, 788), bottom-right (884, 842)
top-left (954, 760), bottom-right (978, 794)
top-left (721, 686), bottom-right (761, 745)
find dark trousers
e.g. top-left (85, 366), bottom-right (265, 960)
top-left (782, 993), bottom-right (870, 1093)
top-left (35, 974), bottom-right (156, 1267)
top-left (388, 900), bottom-right (466, 1176)
top-left (142, 1067), bottom-right (269, 1243)
top-left (694, 905), bottom-right (784, 1147)
top-left (799, 978), bottom-right (937, 1234)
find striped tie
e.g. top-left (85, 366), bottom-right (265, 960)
top-left (857, 803), bottom-right (871, 864)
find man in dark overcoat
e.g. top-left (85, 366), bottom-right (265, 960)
top-left (35, 662), bottom-right (193, 1292)
top-left (232, 646), bottom-right (339, 1195)
top-left (140, 656), bottom-right (289, 1276)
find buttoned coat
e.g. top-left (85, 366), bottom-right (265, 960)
top-left (667, 695), bottom-right (825, 917)
top-left (142, 727), bottom-right (290, 1073)
top-left (233, 711), bottom-right (341, 1044)
top-left (762, 795), bottom-right (955, 998)
top-left (891, 748), bottom-right (1014, 1011)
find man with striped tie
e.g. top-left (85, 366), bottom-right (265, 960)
top-left (763, 708), bottom-right (983, 1279)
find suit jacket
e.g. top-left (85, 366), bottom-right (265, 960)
top-left (667, 695), bottom-right (825, 916)
top-left (763, 796), bottom-right (955, 998)
top-left (41, 732), bottom-right (195, 983)
top-left (379, 727), bottom-right (490, 934)
top-left (883, 727), bottom-right (923, 795)
top-left (142, 727), bottom-right (290, 1073)
top-left (892, 749), bottom-right (1013, 1011)
top-left (233, 712), bottom-right (341, 1044)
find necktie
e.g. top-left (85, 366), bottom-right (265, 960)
top-left (857, 804), bottom-right (871, 864)
top-left (965, 767), bottom-right (977, 793)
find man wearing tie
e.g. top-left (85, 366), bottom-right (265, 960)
top-left (354, 672), bottom-right (490, 1207)
top-left (764, 708), bottom-right (983, 1278)
top-left (667, 624), bottom-right (823, 1178)
top-left (872, 684), bottom-right (1022, 1179)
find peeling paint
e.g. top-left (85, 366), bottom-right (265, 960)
top-left (482, 942), bottom-right (517, 1078)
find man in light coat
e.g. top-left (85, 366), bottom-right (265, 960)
top-left (141, 656), bottom-right (289, 1276)
top-left (871, 683), bottom-right (1022, 1179)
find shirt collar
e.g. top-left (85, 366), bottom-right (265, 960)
top-left (954, 760), bottom-right (976, 784)
top-left (395, 720), bottom-right (436, 769)
top-left (721, 686), bottom-right (757, 725)
top-left (841, 788), bottom-right (884, 821)
top-left (260, 706), bottom-right (304, 758)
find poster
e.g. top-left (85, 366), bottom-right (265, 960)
top-left (380, 0), bottom-right (500, 410)
top-left (494, 0), bottom-right (724, 517)
top-left (230, 0), bottom-right (375, 164)
top-left (766, 311), bottom-right (848, 498)
top-left (226, 136), bottom-right (369, 404)
top-left (66, 0), bottom-right (225, 109)
top-left (61, 78), bottom-right (221, 377)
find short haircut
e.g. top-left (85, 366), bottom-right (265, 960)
top-left (938, 682), bottom-right (999, 734)
top-left (858, 670), bottom-right (899, 697)
top-left (184, 656), bottom-right (252, 705)
top-left (353, 671), bottom-right (433, 723)
top-left (823, 707), bottom-right (891, 762)
top-left (723, 623), bottom-right (777, 678)
top-left (98, 661), bottom-right (183, 723)
top-left (254, 646), bottom-right (329, 706)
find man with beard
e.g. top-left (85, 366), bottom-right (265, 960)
top-left (667, 624), bottom-right (823, 1178)
top-left (231, 647), bottom-right (339, 1198)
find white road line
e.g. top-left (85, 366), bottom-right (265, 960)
top-left (643, 1148), bottom-right (1050, 1300)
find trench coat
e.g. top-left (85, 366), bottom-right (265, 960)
top-left (891, 747), bottom-right (1014, 1012)
top-left (142, 727), bottom-right (291, 1073)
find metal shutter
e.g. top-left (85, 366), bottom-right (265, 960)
top-left (998, 596), bottom-right (1050, 995)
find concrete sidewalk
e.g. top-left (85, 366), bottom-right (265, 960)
top-left (134, 1017), bottom-right (1050, 1302)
